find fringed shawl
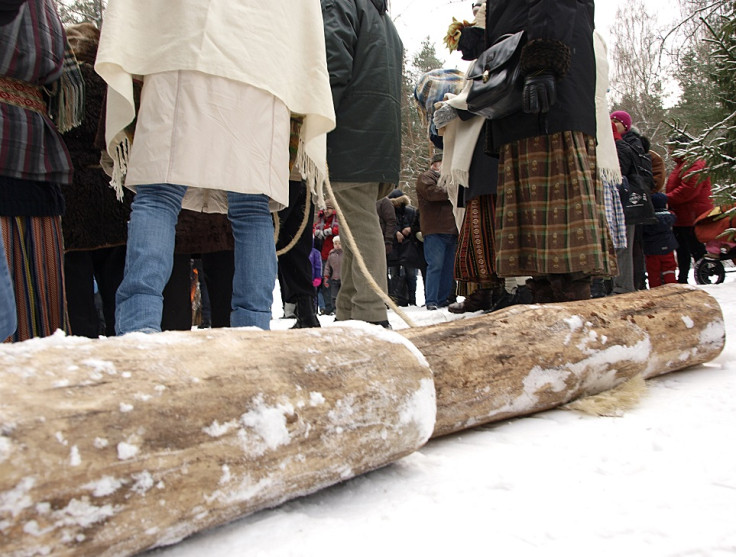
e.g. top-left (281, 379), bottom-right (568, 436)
top-left (95, 0), bottom-right (335, 202)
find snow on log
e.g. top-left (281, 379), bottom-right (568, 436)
top-left (0, 324), bottom-right (435, 557)
top-left (401, 284), bottom-right (725, 438)
top-left (0, 285), bottom-right (725, 556)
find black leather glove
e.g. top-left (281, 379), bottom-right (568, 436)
top-left (522, 72), bottom-right (557, 114)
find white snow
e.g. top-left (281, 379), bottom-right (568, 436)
top-left (1, 276), bottom-right (735, 555)
top-left (116, 442), bottom-right (139, 461)
top-left (83, 476), bottom-right (124, 498)
top-left (69, 445), bottom-right (81, 467)
top-left (144, 278), bottom-right (736, 557)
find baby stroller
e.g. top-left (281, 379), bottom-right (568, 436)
top-left (693, 203), bottom-right (736, 284)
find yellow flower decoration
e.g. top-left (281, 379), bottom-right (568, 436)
top-left (443, 17), bottom-right (474, 52)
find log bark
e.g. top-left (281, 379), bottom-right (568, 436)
top-left (0, 326), bottom-right (435, 556)
top-left (0, 285), bottom-right (725, 556)
top-left (400, 284), bottom-right (725, 438)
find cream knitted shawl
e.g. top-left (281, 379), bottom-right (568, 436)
top-left (95, 0), bottom-right (336, 200)
top-left (593, 31), bottom-right (622, 185)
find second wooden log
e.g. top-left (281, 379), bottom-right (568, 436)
top-left (401, 284), bottom-right (725, 438)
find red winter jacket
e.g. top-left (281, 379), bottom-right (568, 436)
top-left (665, 158), bottom-right (713, 227)
top-left (313, 211), bottom-right (339, 260)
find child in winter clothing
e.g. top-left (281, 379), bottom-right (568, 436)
top-left (323, 236), bottom-right (343, 314)
top-left (643, 193), bottom-right (678, 287)
top-left (309, 243), bottom-right (323, 315)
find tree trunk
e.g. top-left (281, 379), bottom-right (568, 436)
top-left (0, 285), bottom-right (724, 556)
top-left (0, 327), bottom-right (435, 556)
top-left (400, 285), bottom-right (725, 437)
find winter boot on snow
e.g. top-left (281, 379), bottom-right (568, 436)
top-left (291, 296), bottom-right (321, 329)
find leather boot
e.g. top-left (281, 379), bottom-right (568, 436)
top-left (548, 274), bottom-right (592, 302)
top-left (291, 296), bottom-right (321, 328)
top-left (448, 288), bottom-right (493, 313)
top-left (527, 278), bottom-right (555, 304)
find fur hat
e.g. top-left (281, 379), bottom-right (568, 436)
top-left (65, 22), bottom-right (100, 65)
top-left (610, 111), bottom-right (632, 132)
top-left (651, 192), bottom-right (668, 210)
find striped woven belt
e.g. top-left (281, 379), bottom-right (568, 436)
top-left (0, 76), bottom-right (47, 115)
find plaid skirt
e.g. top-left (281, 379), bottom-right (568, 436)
top-left (1, 215), bottom-right (70, 342)
top-left (454, 193), bottom-right (502, 294)
top-left (495, 131), bottom-right (617, 278)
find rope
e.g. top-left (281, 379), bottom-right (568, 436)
top-left (274, 184), bottom-right (313, 257)
top-left (322, 178), bottom-right (418, 329)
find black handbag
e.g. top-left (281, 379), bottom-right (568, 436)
top-left (618, 175), bottom-right (657, 225)
top-left (466, 30), bottom-right (525, 120)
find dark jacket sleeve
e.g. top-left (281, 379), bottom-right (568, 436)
top-left (616, 140), bottom-right (637, 180)
top-left (321, 0), bottom-right (358, 111)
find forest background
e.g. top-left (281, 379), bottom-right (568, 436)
top-left (55, 0), bottom-right (736, 205)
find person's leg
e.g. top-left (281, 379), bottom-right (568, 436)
top-left (0, 224), bottom-right (17, 341)
top-left (645, 255), bottom-right (662, 288)
top-left (683, 226), bottom-right (707, 267)
top-left (276, 180), bottom-right (315, 305)
top-left (673, 227), bottom-right (691, 283)
top-left (633, 225), bottom-right (647, 289)
top-left (330, 278), bottom-right (341, 310)
top-left (227, 192), bottom-right (275, 330)
top-left (662, 252), bottom-right (678, 284)
top-left (116, 184), bottom-right (186, 334)
top-left (405, 267), bottom-right (417, 305)
top-left (320, 260), bottom-right (334, 314)
top-left (201, 250), bottom-right (234, 328)
top-left (64, 250), bottom-right (99, 338)
top-left (438, 234), bottom-right (458, 306)
top-left (332, 183), bottom-right (388, 323)
top-left (422, 234), bottom-right (443, 307)
top-left (160, 253), bottom-right (193, 331)
top-left (613, 225), bottom-right (636, 293)
top-left (93, 246), bottom-right (126, 336)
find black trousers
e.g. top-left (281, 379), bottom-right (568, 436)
top-left (161, 251), bottom-right (235, 330)
top-left (277, 180), bottom-right (316, 304)
top-left (64, 246), bottom-right (126, 338)
top-left (673, 226), bottom-right (706, 283)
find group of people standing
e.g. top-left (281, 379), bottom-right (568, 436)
top-left (412, 0), bottom-right (715, 313)
top-left (1, 0), bottom-right (716, 345)
top-left (1, 0), bottom-right (403, 342)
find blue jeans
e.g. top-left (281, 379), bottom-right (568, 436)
top-left (116, 184), bottom-right (275, 333)
top-left (423, 233), bottom-right (457, 306)
top-left (0, 226), bottom-right (17, 341)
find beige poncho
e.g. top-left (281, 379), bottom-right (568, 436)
top-left (95, 0), bottom-right (336, 203)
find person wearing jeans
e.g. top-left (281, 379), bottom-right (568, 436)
top-left (116, 185), bottom-right (275, 333)
top-left (416, 154), bottom-right (458, 310)
top-left (96, 1), bottom-right (335, 333)
top-left (423, 234), bottom-right (458, 309)
top-left (0, 227), bottom-right (17, 342)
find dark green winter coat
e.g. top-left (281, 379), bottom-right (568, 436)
top-left (321, 0), bottom-right (403, 185)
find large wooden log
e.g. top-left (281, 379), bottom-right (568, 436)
top-left (400, 284), bottom-right (725, 437)
top-left (0, 285), bottom-right (725, 556)
top-left (0, 326), bottom-right (435, 556)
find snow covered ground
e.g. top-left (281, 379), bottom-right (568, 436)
top-left (148, 276), bottom-right (736, 557)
